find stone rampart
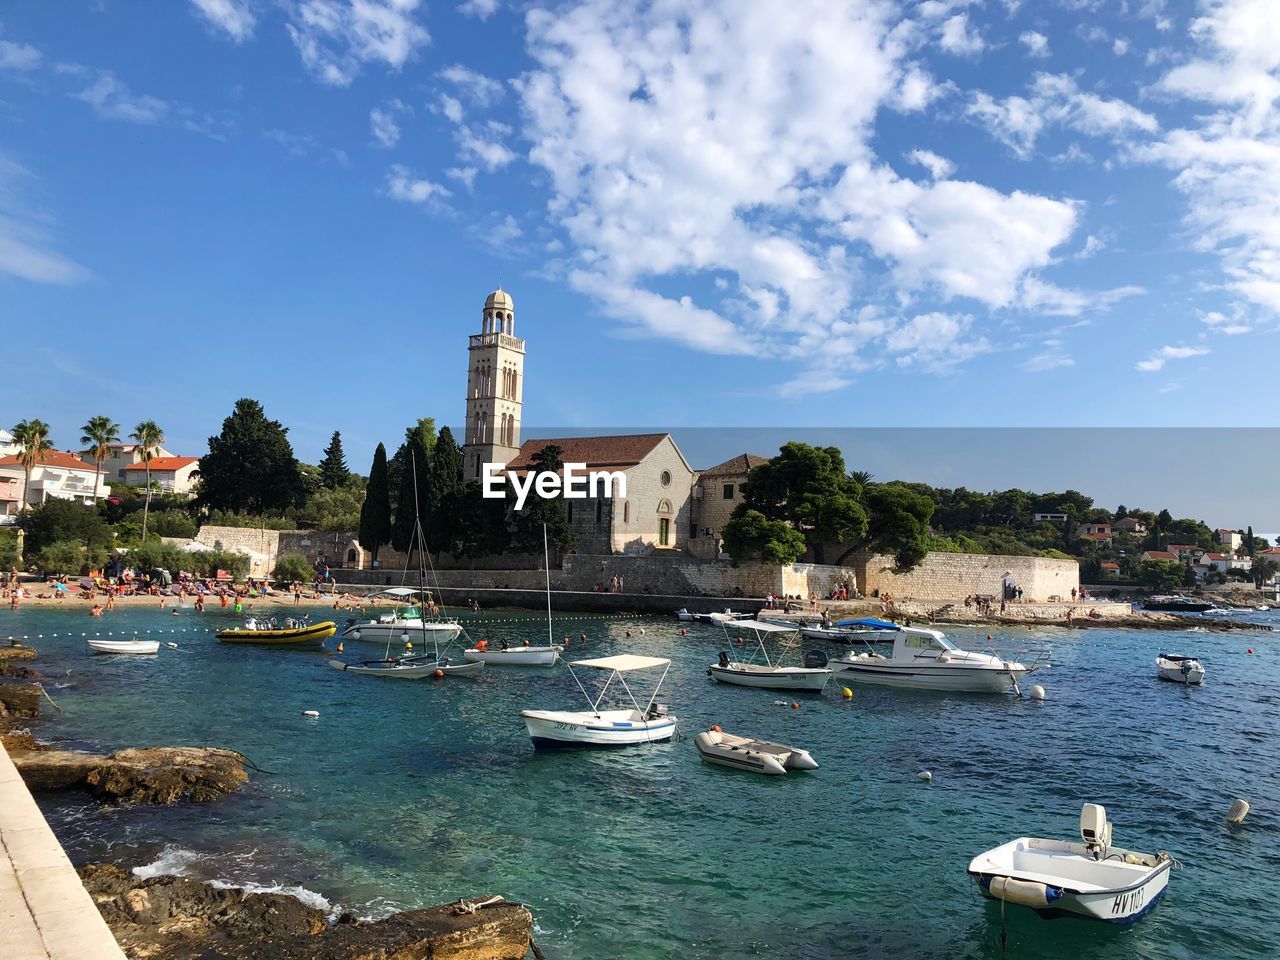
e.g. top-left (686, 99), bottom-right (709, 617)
top-left (852, 550), bottom-right (1079, 602)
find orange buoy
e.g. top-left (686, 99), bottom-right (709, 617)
top-left (433, 668), bottom-right (444, 678)
top-left (337, 642), bottom-right (344, 653)
top-left (1248, 648), bottom-right (1254, 654)
top-left (710, 724), bottom-right (722, 732)
top-left (790, 702), bottom-right (799, 709)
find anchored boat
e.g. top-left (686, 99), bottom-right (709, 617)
top-left (694, 727), bottom-right (818, 776)
top-left (707, 619), bottom-right (831, 692)
top-left (521, 654), bottom-right (676, 748)
top-left (217, 617), bottom-right (336, 646)
top-left (1157, 653), bottom-right (1205, 685)
top-left (827, 619), bottom-right (1036, 693)
top-left (328, 656), bottom-right (481, 678)
top-left (968, 804), bottom-right (1177, 924)
top-left (87, 638), bottom-right (160, 655)
top-left (464, 524), bottom-right (562, 667)
top-left (341, 588), bottom-right (462, 646)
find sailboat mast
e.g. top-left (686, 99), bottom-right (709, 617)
top-left (543, 523), bottom-right (553, 648)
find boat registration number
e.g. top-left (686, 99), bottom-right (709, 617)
top-left (1112, 887), bottom-right (1144, 915)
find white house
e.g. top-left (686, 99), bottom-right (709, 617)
top-left (80, 442), bottom-right (176, 483)
top-left (121, 456), bottom-right (200, 496)
top-left (1033, 512), bottom-right (1068, 523)
top-left (0, 429), bottom-right (18, 459)
top-left (1214, 529), bottom-right (1243, 552)
top-left (0, 450), bottom-right (111, 516)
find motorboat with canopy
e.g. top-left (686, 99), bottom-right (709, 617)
top-left (827, 618), bottom-right (1039, 693)
top-left (464, 524), bottom-right (562, 667)
top-left (800, 617), bottom-right (903, 644)
top-left (694, 727), bottom-right (818, 776)
top-left (340, 587), bottom-right (462, 646)
top-left (1156, 653), bottom-right (1205, 685)
top-left (968, 803), bottom-right (1177, 924)
top-left (707, 619), bottom-right (831, 692)
top-left (521, 654), bottom-right (676, 747)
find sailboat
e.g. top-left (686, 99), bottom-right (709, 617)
top-left (339, 587), bottom-right (462, 646)
top-left (329, 458), bottom-right (482, 679)
top-left (707, 620), bottom-right (832, 692)
top-left (463, 524), bottom-right (562, 667)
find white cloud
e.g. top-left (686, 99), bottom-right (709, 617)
top-left (884, 312), bottom-right (991, 371)
top-left (1201, 310), bottom-right (1252, 334)
top-left (1019, 31), bottom-right (1050, 58)
top-left (446, 166), bottom-right (478, 189)
top-left (1077, 233), bottom-right (1105, 258)
top-left (1135, 344), bottom-right (1209, 372)
top-left (384, 164), bottom-right (451, 205)
top-left (892, 64), bottom-right (947, 112)
top-left (1113, 37), bottom-right (1130, 56)
top-left (286, 0), bottom-right (428, 87)
top-left (457, 0), bottom-right (500, 19)
top-left (969, 73), bottom-right (1158, 158)
top-left (73, 71), bottom-right (169, 123)
top-left (907, 148), bottom-right (954, 180)
top-left (0, 155), bottom-right (89, 284)
top-left (437, 93), bottom-right (463, 123)
top-left (938, 14), bottom-right (985, 56)
top-left (457, 122), bottom-right (517, 171)
top-left (370, 107), bottom-right (400, 147)
top-left (189, 0), bottom-right (256, 42)
top-left (0, 39), bottom-right (42, 71)
top-left (439, 64), bottom-right (504, 107)
top-left (1022, 351), bottom-right (1074, 371)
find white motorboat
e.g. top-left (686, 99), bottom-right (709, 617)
top-left (521, 654), bottom-right (676, 748)
top-left (328, 656), bottom-right (482, 678)
top-left (694, 727), bottom-right (818, 776)
top-left (341, 588), bottom-right (462, 645)
top-left (87, 638), bottom-right (159, 655)
top-left (707, 619), bottom-right (832, 692)
top-left (1156, 653), bottom-right (1205, 685)
top-left (675, 607), bottom-right (696, 622)
top-left (800, 618), bottom-right (896, 644)
top-left (968, 804), bottom-right (1176, 924)
top-left (828, 620), bottom-right (1033, 693)
top-left (464, 524), bottom-right (562, 667)
top-left (695, 608), bottom-right (753, 625)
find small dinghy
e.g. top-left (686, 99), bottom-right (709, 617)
top-left (328, 656), bottom-right (483, 678)
top-left (694, 727), bottom-right (818, 776)
top-left (87, 638), bottom-right (159, 655)
top-left (968, 804), bottom-right (1176, 924)
top-left (1157, 653), bottom-right (1205, 685)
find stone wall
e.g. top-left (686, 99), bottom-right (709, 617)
top-left (851, 550), bottom-right (1079, 602)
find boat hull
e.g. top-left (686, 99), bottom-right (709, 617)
top-left (218, 622), bottom-right (336, 645)
top-left (694, 730), bottom-right (818, 775)
top-left (521, 709), bottom-right (676, 748)
top-left (830, 660), bottom-right (1025, 692)
top-left (708, 663), bottom-right (831, 691)
top-left (87, 640), bottom-right (159, 655)
top-left (1157, 657), bottom-right (1204, 684)
top-left (463, 646), bottom-right (560, 666)
top-left (328, 658), bottom-right (483, 678)
top-left (341, 622), bottom-right (462, 644)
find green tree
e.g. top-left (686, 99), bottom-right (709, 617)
top-left (852, 484), bottom-right (935, 570)
top-left (358, 443), bottom-right (392, 563)
top-left (79, 416), bottom-right (120, 504)
top-left (388, 418), bottom-right (436, 514)
top-left (293, 485), bottom-right (364, 531)
top-left (19, 498), bottom-right (112, 556)
top-left (148, 509), bottom-right (197, 539)
top-left (0, 529), bottom-right (21, 570)
top-left (10, 419), bottom-right (52, 510)
top-left (35, 540), bottom-right (108, 576)
top-left (197, 399), bottom-right (306, 515)
top-left (722, 509), bottom-right (807, 565)
top-left (509, 445), bottom-right (577, 556)
top-left (453, 484), bottom-right (511, 559)
top-left (427, 426), bottom-right (464, 556)
top-left (130, 419), bottom-right (165, 539)
top-left (1137, 558), bottom-right (1188, 593)
top-left (319, 431), bottom-right (349, 489)
top-left (1252, 557), bottom-right (1278, 589)
top-left (272, 552), bottom-right (315, 585)
top-left (738, 442), bottom-right (866, 563)
top-left (390, 432), bottom-right (429, 557)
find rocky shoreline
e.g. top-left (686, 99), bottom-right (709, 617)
top-left (0, 641), bottom-right (537, 959)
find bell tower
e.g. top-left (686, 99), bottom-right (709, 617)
top-left (463, 288), bottom-right (524, 480)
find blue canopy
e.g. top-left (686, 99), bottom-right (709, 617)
top-left (834, 617), bottom-right (900, 630)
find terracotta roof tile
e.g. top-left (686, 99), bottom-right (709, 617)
top-left (0, 450), bottom-right (102, 471)
top-left (699, 453), bottom-right (770, 477)
top-left (505, 434), bottom-right (669, 471)
top-left (122, 456), bottom-right (198, 472)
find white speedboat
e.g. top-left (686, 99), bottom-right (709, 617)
top-left (521, 654), bottom-right (676, 748)
top-left (328, 656), bottom-right (482, 678)
top-left (464, 524), bottom-right (563, 667)
top-left (800, 618), bottom-right (896, 644)
top-left (694, 727), bottom-right (818, 776)
top-left (341, 588), bottom-right (462, 645)
top-left (707, 620), bottom-right (831, 692)
top-left (828, 621), bottom-right (1032, 693)
top-left (695, 608), bottom-right (753, 625)
top-left (87, 638), bottom-right (159, 655)
top-left (675, 608), bottom-right (696, 622)
top-left (1157, 653), bottom-right (1205, 685)
top-left (968, 804), bottom-right (1176, 924)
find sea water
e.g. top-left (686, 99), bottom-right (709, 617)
top-left (5, 603), bottom-right (1278, 959)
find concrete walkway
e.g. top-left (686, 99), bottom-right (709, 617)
top-left (0, 741), bottom-right (126, 959)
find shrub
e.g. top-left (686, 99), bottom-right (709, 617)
top-left (148, 509), bottom-right (198, 539)
top-left (272, 552), bottom-right (315, 585)
top-left (19, 499), bottom-right (112, 556)
top-left (0, 529), bottom-right (21, 570)
top-left (35, 540), bottom-right (108, 576)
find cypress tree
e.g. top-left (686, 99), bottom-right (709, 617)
top-left (358, 443), bottom-right (392, 563)
top-left (391, 433), bottom-right (428, 558)
top-left (319, 431), bottom-right (350, 489)
top-left (197, 398), bottom-right (305, 514)
top-left (427, 426), bottom-right (464, 556)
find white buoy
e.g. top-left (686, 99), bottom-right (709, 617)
top-left (302, 710), bottom-right (320, 718)
top-left (1030, 684), bottom-right (1045, 700)
top-left (917, 770), bottom-right (933, 782)
top-left (167, 642), bottom-right (178, 648)
top-left (1227, 799), bottom-right (1250, 824)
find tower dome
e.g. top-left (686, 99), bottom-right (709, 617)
top-left (485, 288), bottom-right (513, 310)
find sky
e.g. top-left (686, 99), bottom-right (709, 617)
top-left (2, 0), bottom-right (1279, 520)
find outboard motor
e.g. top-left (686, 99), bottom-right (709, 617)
top-left (717, 650), bottom-right (730, 668)
top-left (647, 702), bottom-right (669, 719)
top-left (1080, 803), bottom-right (1112, 860)
top-left (804, 649), bottom-right (829, 669)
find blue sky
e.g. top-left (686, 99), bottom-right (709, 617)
top-left (2, 0), bottom-right (1279, 493)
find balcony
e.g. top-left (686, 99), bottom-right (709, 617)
top-left (469, 332), bottom-right (525, 352)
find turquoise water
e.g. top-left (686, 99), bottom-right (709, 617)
top-left (5, 603), bottom-right (1279, 959)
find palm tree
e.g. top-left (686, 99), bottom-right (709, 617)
top-left (10, 420), bottom-right (52, 511)
top-left (79, 416), bottom-right (120, 504)
top-left (131, 420), bottom-right (165, 539)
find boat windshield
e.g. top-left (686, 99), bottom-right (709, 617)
top-left (901, 629), bottom-right (957, 653)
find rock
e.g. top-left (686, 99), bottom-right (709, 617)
top-left (80, 864), bottom-right (534, 960)
top-left (0, 681), bottom-right (42, 719)
top-left (0, 644), bottom-right (38, 664)
top-left (0, 645), bottom-right (41, 679)
top-left (11, 746), bottom-right (249, 805)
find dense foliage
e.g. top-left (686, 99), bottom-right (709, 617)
top-left (198, 399), bottom-right (306, 515)
top-left (319, 431), bottom-right (350, 489)
top-left (510, 445), bottom-right (577, 556)
top-left (358, 443), bottom-right (392, 561)
top-left (272, 552), bottom-right (315, 585)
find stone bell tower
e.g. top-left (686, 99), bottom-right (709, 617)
top-left (463, 288), bottom-right (525, 480)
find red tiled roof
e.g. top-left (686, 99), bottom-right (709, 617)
top-left (1100, 562), bottom-right (1120, 569)
top-left (1081, 532), bottom-right (1112, 540)
top-left (1204, 552), bottom-right (1227, 561)
top-left (1144, 550), bottom-right (1179, 561)
top-left (123, 456), bottom-right (198, 472)
top-left (699, 453), bottom-right (770, 477)
top-left (505, 434), bottom-right (669, 471)
top-left (0, 451), bottom-right (102, 472)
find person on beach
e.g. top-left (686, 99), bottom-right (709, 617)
top-left (106, 591), bottom-right (115, 612)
